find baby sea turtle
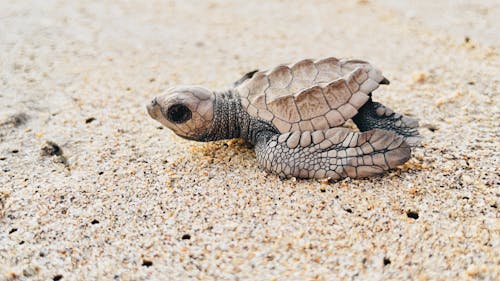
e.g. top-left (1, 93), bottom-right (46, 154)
top-left (147, 57), bottom-right (420, 180)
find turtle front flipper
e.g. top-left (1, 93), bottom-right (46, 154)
top-left (255, 128), bottom-right (411, 180)
top-left (232, 69), bottom-right (259, 87)
top-left (352, 99), bottom-right (421, 146)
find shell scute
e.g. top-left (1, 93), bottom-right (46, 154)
top-left (252, 94), bottom-right (267, 110)
top-left (314, 57), bottom-right (342, 83)
top-left (298, 120), bottom-right (314, 131)
top-left (340, 59), bottom-right (370, 74)
top-left (294, 86), bottom-right (329, 120)
top-left (273, 118), bottom-right (292, 132)
top-left (315, 57), bottom-right (341, 74)
top-left (360, 79), bottom-right (379, 93)
top-left (337, 103), bottom-right (358, 120)
top-left (323, 79), bottom-right (351, 109)
top-left (311, 116), bottom-right (330, 130)
top-left (353, 68), bottom-right (369, 84)
top-left (368, 67), bottom-right (384, 82)
top-left (268, 65), bottom-right (293, 88)
top-left (290, 59), bottom-right (317, 82)
top-left (267, 95), bottom-right (301, 123)
top-left (325, 110), bottom-right (345, 127)
top-left (247, 72), bottom-right (270, 97)
top-left (350, 92), bottom-right (369, 108)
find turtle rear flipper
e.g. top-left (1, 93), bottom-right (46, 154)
top-left (255, 128), bottom-right (411, 180)
top-left (353, 100), bottom-right (421, 146)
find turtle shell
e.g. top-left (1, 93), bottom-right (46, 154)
top-left (236, 57), bottom-right (387, 133)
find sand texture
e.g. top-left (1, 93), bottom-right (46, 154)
top-left (1, 1), bottom-right (499, 280)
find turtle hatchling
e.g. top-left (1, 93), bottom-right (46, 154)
top-left (147, 57), bottom-right (420, 180)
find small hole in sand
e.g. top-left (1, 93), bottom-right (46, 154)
top-left (182, 234), bottom-right (191, 240)
top-left (4, 113), bottom-right (29, 127)
top-left (343, 205), bottom-right (353, 213)
top-left (53, 274), bottom-right (63, 281)
top-left (91, 219), bottom-right (99, 225)
top-left (383, 257), bottom-right (391, 266)
top-left (142, 260), bottom-right (153, 267)
top-left (41, 141), bottom-right (62, 157)
top-left (11, 149), bottom-right (19, 154)
top-left (85, 117), bottom-right (96, 124)
top-left (9, 228), bottom-right (17, 234)
top-left (407, 211), bottom-right (419, 219)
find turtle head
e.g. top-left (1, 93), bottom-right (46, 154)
top-left (147, 86), bottom-right (215, 140)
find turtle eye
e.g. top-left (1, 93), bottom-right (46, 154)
top-left (166, 104), bottom-right (192, 124)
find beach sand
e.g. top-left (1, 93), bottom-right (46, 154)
top-left (1, 0), bottom-right (498, 280)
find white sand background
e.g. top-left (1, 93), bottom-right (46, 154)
top-left (1, 0), bottom-right (499, 280)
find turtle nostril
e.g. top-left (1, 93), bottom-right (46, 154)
top-left (147, 99), bottom-right (159, 118)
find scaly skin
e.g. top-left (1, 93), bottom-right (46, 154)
top-left (199, 90), bottom-right (278, 144)
top-left (255, 128), bottom-right (410, 180)
top-left (199, 90), bottom-right (411, 180)
top-left (353, 98), bottom-right (421, 146)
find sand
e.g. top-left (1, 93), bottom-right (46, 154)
top-left (0, 0), bottom-right (499, 280)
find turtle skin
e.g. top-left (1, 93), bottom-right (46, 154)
top-left (147, 57), bottom-right (421, 180)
